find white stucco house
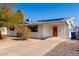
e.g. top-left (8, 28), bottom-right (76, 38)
top-left (0, 17), bottom-right (75, 39)
top-left (27, 17), bottom-right (75, 39)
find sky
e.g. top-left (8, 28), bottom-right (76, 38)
top-left (15, 3), bottom-right (79, 26)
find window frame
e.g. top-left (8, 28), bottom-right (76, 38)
top-left (28, 25), bottom-right (38, 32)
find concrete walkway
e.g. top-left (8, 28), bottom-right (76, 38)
top-left (0, 37), bottom-right (66, 56)
top-left (0, 37), bottom-right (38, 50)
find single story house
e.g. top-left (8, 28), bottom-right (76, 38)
top-left (27, 17), bottom-right (75, 39)
top-left (0, 17), bottom-right (75, 39)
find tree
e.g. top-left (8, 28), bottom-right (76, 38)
top-left (14, 10), bottom-right (31, 40)
top-left (0, 4), bottom-right (31, 40)
top-left (0, 4), bottom-right (14, 39)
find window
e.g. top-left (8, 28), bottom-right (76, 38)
top-left (28, 25), bottom-right (38, 32)
top-left (10, 27), bottom-right (15, 31)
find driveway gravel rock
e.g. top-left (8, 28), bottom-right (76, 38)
top-left (45, 40), bottom-right (79, 56)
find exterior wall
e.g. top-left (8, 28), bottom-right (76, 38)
top-left (57, 24), bottom-right (64, 37)
top-left (31, 22), bottom-right (70, 39)
top-left (7, 30), bottom-right (17, 37)
top-left (0, 22), bottom-right (70, 39)
top-left (31, 32), bottom-right (38, 38)
top-left (0, 27), bottom-right (8, 35)
top-left (0, 23), bottom-right (70, 39)
top-left (43, 24), bottom-right (52, 38)
top-left (42, 22), bottom-right (70, 39)
top-left (31, 24), bottom-right (43, 38)
top-left (62, 24), bottom-right (70, 39)
top-left (66, 18), bottom-right (74, 38)
top-left (0, 27), bottom-right (17, 36)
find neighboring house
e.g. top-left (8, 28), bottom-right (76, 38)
top-left (0, 27), bottom-right (17, 37)
top-left (0, 17), bottom-right (75, 39)
top-left (27, 17), bottom-right (75, 39)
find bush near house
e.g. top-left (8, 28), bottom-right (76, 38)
top-left (16, 26), bottom-right (31, 40)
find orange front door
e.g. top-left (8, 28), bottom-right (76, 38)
top-left (53, 26), bottom-right (58, 37)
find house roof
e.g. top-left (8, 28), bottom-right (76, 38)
top-left (26, 17), bottom-right (74, 25)
top-left (37, 17), bottom-right (73, 22)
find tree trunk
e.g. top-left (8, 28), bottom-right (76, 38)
top-left (0, 31), bottom-right (2, 40)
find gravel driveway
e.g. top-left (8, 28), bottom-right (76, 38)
top-left (45, 40), bottom-right (79, 56)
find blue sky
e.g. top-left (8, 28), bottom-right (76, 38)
top-left (15, 3), bottom-right (79, 26)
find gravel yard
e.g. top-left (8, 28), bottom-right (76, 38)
top-left (45, 39), bottom-right (79, 56)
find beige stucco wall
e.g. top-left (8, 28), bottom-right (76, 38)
top-left (43, 22), bottom-right (69, 39)
top-left (0, 27), bottom-right (8, 35)
top-left (7, 30), bottom-right (17, 36)
top-left (42, 22), bottom-right (69, 39)
top-left (66, 19), bottom-right (74, 38)
top-left (43, 24), bottom-right (52, 38)
top-left (31, 24), bottom-right (43, 38)
top-left (31, 22), bottom-right (70, 39)
top-left (31, 24), bottom-right (52, 39)
top-left (0, 27), bottom-right (17, 36)
top-left (58, 23), bottom-right (69, 39)
top-left (0, 22), bottom-right (70, 39)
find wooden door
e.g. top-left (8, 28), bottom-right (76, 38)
top-left (53, 26), bottom-right (58, 37)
